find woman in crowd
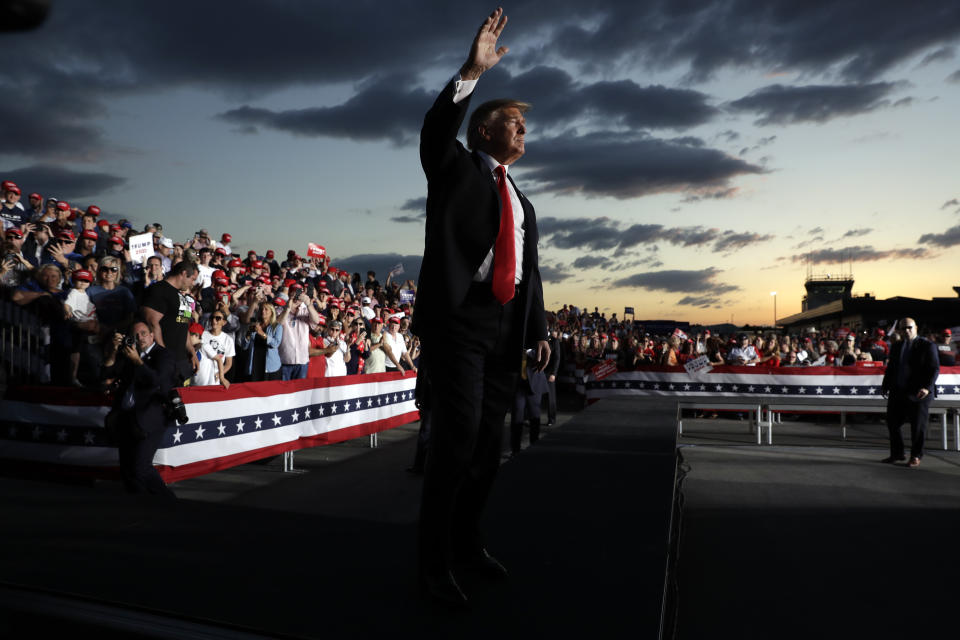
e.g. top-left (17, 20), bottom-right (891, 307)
top-left (87, 255), bottom-right (137, 335)
top-left (363, 318), bottom-right (400, 374)
top-left (757, 335), bottom-right (781, 367)
top-left (237, 301), bottom-right (283, 381)
top-left (836, 334), bottom-right (858, 366)
top-left (659, 335), bottom-right (680, 366)
top-left (705, 337), bottom-right (726, 365)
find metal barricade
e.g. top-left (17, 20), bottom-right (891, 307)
top-left (0, 299), bottom-right (49, 384)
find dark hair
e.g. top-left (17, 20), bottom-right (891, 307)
top-left (169, 260), bottom-right (198, 278)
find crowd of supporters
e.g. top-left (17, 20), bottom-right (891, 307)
top-left (0, 180), bottom-right (420, 388)
top-left (3, 180), bottom-right (956, 390)
top-left (549, 304), bottom-right (958, 373)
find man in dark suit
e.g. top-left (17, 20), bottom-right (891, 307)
top-left (510, 351), bottom-right (549, 455)
top-left (545, 325), bottom-right (562, 425)
top-left (412, 8), bottom-right (549, 606)
top-left (881, 317), bottom-right (940, 468)
top-left (102, 321), bottom-right (177, 498)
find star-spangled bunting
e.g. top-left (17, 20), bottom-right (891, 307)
top-left (0, 387), bottom-right (417, 449)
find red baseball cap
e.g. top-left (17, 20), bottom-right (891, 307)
top-left (188, 322), bottom-right (205, 336)
top-left (222, 233), bottom-right (232, 243)
top-left (108, 236), bottom-right (124, 245)
top-left (72, 269), bottom-right (94, 283)
top-left (86, 205), bottom-right (101, 216)
top-left (5, 227), bottom-right (23, 239)
top-left (215, 247), bottom-right (227, 256)
top-left (227, 259), bottom-right (242, 268)
top-left (265, 250), bottom-right (274, 259)
top-left (5, 185), bottom-right (20, 195)
top-left (56, 201), bottom-right (70, 212)
top-left (58, 230), bottom-right (76, 241)
top-left (97, 219), bottom-right (110, 228)
top-left (80, 230), bottom-right (99, 241)
top-left (29, 192), bottom-right (42, 201)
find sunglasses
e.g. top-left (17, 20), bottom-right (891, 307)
top-left (99, 266), bottom-right (119, 272)
top-left (212, 316), bottom-right (225, 321)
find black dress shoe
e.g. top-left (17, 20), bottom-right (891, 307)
top-left (420, 571), bottom-right (468, 608)
top-left (880, 455), bottom-right (906, 464)
top-left (454, 549), bottom-right (508, 580)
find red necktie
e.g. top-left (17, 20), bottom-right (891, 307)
top-left (491, 165), bottom-right (516, 304)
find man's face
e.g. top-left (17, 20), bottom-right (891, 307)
top-left (481, 107), bottom-right (526, 165)
top-left (132, 322), bottom-right (155, 351)
top-left (80, 238), bottom-right (96, 252)
top-left (146, 258), bottom-right (163, 276)
top-left (82, 216), bottom-right (96, 230)
top-left (39, 268), bottom-right (61, 289)
top-left (29, 195), bottom-right (41, 209)
top-left (4, 190), bottom-right (19, 204)
top-left (901, 320), bottom-right (918, 341)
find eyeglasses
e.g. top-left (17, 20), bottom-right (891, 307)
top-left (211, 316), bottom-right (225, 321)
top-left (99, 266), bottom-right (119, 272)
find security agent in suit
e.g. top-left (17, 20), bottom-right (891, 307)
top-left (510, 351), bottom-right (549, 455)
top-left (880, 318), bottom-right (940, 468)
top-left (412, 8), bottom-right (549, 607)
top-left (102, 321), bottom-right (177, 498)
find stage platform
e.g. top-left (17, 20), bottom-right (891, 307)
top-left (0, 398), bottom-right (681, 638)
top-left (676, 417), bottom-right (960, 639)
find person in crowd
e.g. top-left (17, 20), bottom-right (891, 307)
top-left (781, 350), bottom-right (803, 367)
top-left (836, 334), bottom-right (858, 366)
top-left (101, 322), bottom-right (177, 499)
top-left (510, 350), bottom-right (548, 456)
top-left (189, 321), bottom-right (229, 388)
top-left (881, 317), bottom-right (940, 468)
top-left (237, 300), bottom-right (284, 381)
top-left (756, 336), bottom-right (781, 367)
top-left (1, 228), bottom-right (32, 287)
top-left (1, 184), bottom-right (27, 230)
top-left (200, 308), bottom-right (235, 383)
top-left (277, 284), bottom-right (321, 380)
top-left (141, 260), bottom-right (200, 384)
top-left (316, 319), bottom-right (350, 377)
top-left (364, 317), bottom-right (400, 374)
top-left (345, 317), bottom-right (368, 375)
top-left (88, 255), bottom-right (137, 335)
top-left (727, 333), bottom-right (759, 365)
top-left (659, 336), bottom-right (680, 366)
top-left (63, 268), bottom-right (99, 383)
top-left (383, 316), bottom-right (416, 373)
top-left (935, 329), bottom-right (955, 366)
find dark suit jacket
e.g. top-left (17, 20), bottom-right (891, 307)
top-left (412, 78), bottom-right (547, 351)
top-left (102, 343), bottom-right (176, 435)
top-left (881, 337), bottom-right (940, 398)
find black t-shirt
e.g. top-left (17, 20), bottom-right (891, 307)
top-left (142, 280), bottom-right (194, 363)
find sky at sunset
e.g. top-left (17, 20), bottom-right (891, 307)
top-left (2, 1), bottom-right (960, 325)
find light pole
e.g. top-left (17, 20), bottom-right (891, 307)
top-left (770, 291), bottom-right (777, 328)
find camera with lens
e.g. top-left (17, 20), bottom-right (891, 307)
top-left (163, 389), bottom-right (189, 425)
top-left (122, 335), bottom-right (136, 349)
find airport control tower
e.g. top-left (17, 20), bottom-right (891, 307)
top-left (801, 268), bottom-right (854, 312)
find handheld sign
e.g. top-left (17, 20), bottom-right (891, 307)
top-left (128, 233), bottom-right (154, 263)
top-left (307, 243), bottom-right (326, 259)
top-left (683, 355), bottom-right (712, 375)
top-left (591, 360), bottom-right (618, 381)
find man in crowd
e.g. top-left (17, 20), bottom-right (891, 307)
top-left (141, 260), bottom-right (199, 384)
top-left (101, 321), bottom-right (177, 499)
top-left (881, 318), bottom-right (940, 468)
top-left (726, 333), bottom-right (759, 365)
top-left (413, 8), bottom-right (549, 607)
top-left (277, 284), bottom-right (322, 380)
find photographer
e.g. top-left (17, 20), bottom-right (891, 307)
top-left (101, 321), bottom-right (178, 499)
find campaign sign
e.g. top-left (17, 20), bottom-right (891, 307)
top-left (683, 355), bottom-right (712, 375)
top-left (128, 233), bottom-right (154, 263)
top-left (591, 360), bottom-right (618, 381)
top-left (307, 243), bottom-right (326, 258)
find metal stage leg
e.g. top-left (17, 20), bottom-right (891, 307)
top-left (841, 411), bottom-right (846, 441)
top-left (282, 450), bottom-right (307, 474)
top-left (369, 432), bottom-right (378, 448)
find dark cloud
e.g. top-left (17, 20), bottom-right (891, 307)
top-left (216, 81), bottom-right (434, 144)
top-left (571, 255), bottom-right (614, 269)
top-left (521, 132), bottom-right (764, 200)
top-left (0, 164), bottom-right (126, 200)
top-left (541, 2), bottom-right (960, 82)
top-left (842, 228), bottom-right (873, 238)
top-left (677, 295), bottom-right (723, 308)
top-left (919, 46), bottom-right (955, 66)
top-left (716, 130), bottom-right (740, 142)
top-left (727, 83), bottom-right (901, 126)
top-left (680, 187), bottom-right (738, 203)
top-left (540, 264), bottom-right (573, 283)
top-left (940, 198), bottom-right (958, 209)
top-left (790, 245), bottom-right (931, 263)
top-left (400, 197), bottom-right (427, 212)
top-left (918, 225), bottom-right (960, 247)
top-left (713, 232), bottom-right (775, 253)
top-left (538, 217), bottom-right (772, 256)
top-left (948, 69), bottom-right (960, 83)
top-left (329, 253), bottom-right (423, 283)
top-left (0, 82), bottom-right (107, 160)
top-left (611, 267), bottom-right (739, 295)
top-left (216, 65), bottom-right (719, 147)
top-left (390, 215), bottom-right (425, 224)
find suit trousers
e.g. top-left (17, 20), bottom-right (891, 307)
top-left (546, 379), bottom-right (557, 423)
top-left (117, 414), bottom-right (176, 499)
top-left (418, 283), bottom-right (520, 575)
top-left (886, 392), bottom-right (931, 460)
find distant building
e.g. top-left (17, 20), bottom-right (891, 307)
top-left (778, 273), bottom-right (960, 335)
